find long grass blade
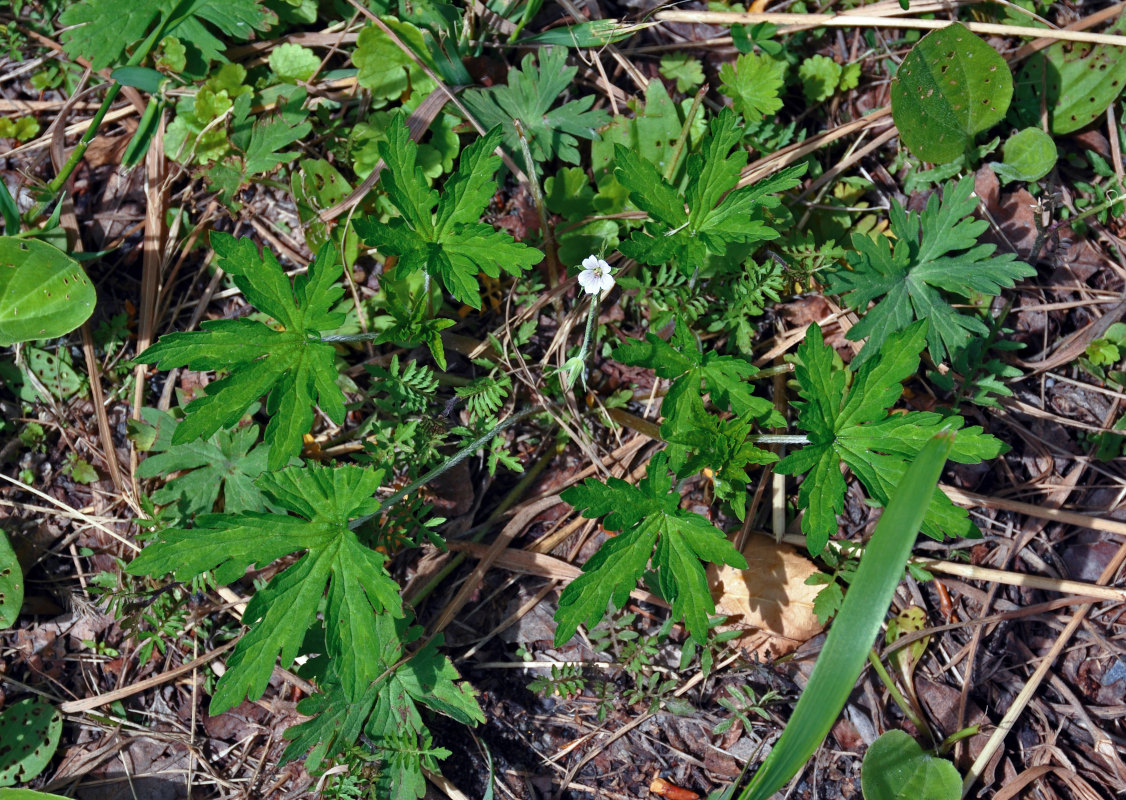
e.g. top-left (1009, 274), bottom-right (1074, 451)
top-left (738, 429), bottom-right (956, 800)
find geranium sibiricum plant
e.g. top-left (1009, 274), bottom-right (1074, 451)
top-left (561, 255), bottom-right (616, 390)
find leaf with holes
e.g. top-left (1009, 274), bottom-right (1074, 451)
top-left (0, 238), bottom-right (95, 346)
top-left (1012, 16), bottom-right (1126, 135)
top-left (0, 528), bottom-right (23, 629)
top-left (891, 23), bottom-right (1012, 163)
top-left (0, 698), bottom-right (62, 787)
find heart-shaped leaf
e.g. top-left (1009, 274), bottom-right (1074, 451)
top-left (0, 237), bottom-right (96, 346)
top-left (891, 23), bottom-right (1012, 163)
top-left (861, 730), bottom-right (961, 800)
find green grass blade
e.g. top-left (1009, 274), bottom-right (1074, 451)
top-left (738, 429), bottom-right (956, 800)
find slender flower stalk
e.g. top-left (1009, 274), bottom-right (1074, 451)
top-left (561, 255), bottom-right (615, 390)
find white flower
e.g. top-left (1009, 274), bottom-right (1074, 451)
top-left (577, 255), bottom-right (615, 295)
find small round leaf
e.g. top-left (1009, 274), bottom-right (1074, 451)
top-left (891, 23), bottom-right (1013, 163)
top-left (0, 698), bottom-right (63, 787)
top-left (993, 127), bottom-right (1058, 184)
top-left (861, 730), bottom-right (961, 800)
top-left (0, 237), bottom-right (96, 346)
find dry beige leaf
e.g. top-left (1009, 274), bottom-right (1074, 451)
top-left (709, 535), bottom-right (825, 659)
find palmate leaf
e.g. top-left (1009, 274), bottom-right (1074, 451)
top-left (615, 108), bottom-right (805, 275)
top-left (556, 452), bottom-right (748, 645)
top-left (460, 48), bottom-right (610, 165)
top-left (128, 463), bottom-right (402, 713)
top-left (776, 322), bottom-right (1003, 554)
top-left (134, 234), bottom-right (346, 470)
top-left (718, 51), bottom-right (786, 120)
top-left (661, 397), bottom-right (778, 521)
top-left (614, 318), bottom-right (781, 425)
top-left (826, 177), bottom-right (1035, 364)
top-left (353, 121), bottom-right (543, 308)
top-left (134, 406), bottom-right (278, 520)
top-left (283, 614), bottom-right (482, 800)
top-left (60, 0), bottom-right (276, 72)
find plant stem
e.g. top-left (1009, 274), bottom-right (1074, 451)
top-left (867, 648), bottom-right (934, 747)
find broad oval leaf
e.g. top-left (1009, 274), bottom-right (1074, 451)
top-left (0, 237), bottom-right (95, 346)
top-left (0, 698), bottom-right (62, 787)
top-left (861, 730), bottom-right (961, 800)
top-left (992, 127), bottom-right (1058, 184)
top-left (0, 528), bottom-right (23, 628)
top-left (891, 23), bottom-right (1012, 163)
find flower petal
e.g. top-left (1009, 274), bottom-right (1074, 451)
top-left (577, 270), bottom-right (598, 294)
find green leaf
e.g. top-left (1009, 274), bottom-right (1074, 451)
top-left (241, 106), bottom-right (313, 176)
top-left (660, 53), bottom-right (706, 93)
top-left (17, 347), bottom-right (86, 402)
top-left (134, 235), bottom-right (346, 470)
top-left (798, 55), bottom-right (843, 104)
top-left (614, 318), bottom-right (781, 425)
top-left (826, 177), bottom-right (1035, 364)
top-left (59, 0), bottom-right (275, 72)
top-left (269, 42), bottom-right (320, 83)
top-left (0, 528), bottom-right (23, 629)
top-left (555, 452), bottom-right (747, 645)
top-left (660, 403), bottom-right (778, 520)
top-left (135, 407), bottom-right (278, 519)
top-left (353, 121), bottom-right (543, 308)
top-left (0, 238), bottom-right (96, 346)
top-left (59, 0), bottom-right (164, 70)
top-left (719, 52), bottom-right (786, 121)
top-left (111, 66), bottom-right (165, 93)
top-left (861, 730), bottom-right (962, 800)
top-left (283, 615), bottom-right (482, 799)
top-left (891, 23), bottom-right (1012, 163)
top-left (739, 432), bottom-right (955, 800)
top-left (616, 109), bottom-right (805, 276)
top-left (1012, 15), bottom-right (1126, 135)
top-left (353, 18), bottom-right (437, 101)
top-left (992, 127), bottom-right (1058, 184)
top-left (127, 462), bottom-right (401, 713)
top-left (0, 698), bottom-right (62, 787)
top-left (776, 323), bottom-right (1003, 554)
top-left (545, 166), bottom-right (597, 219)
top-left (460, 48), bottom-right (610, 165)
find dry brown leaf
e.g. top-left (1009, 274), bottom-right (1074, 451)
top-left (708, 535), bottom-right (824, 659)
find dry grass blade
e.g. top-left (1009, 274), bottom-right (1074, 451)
top-left (654, 10), bottom-right (1126, 46)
